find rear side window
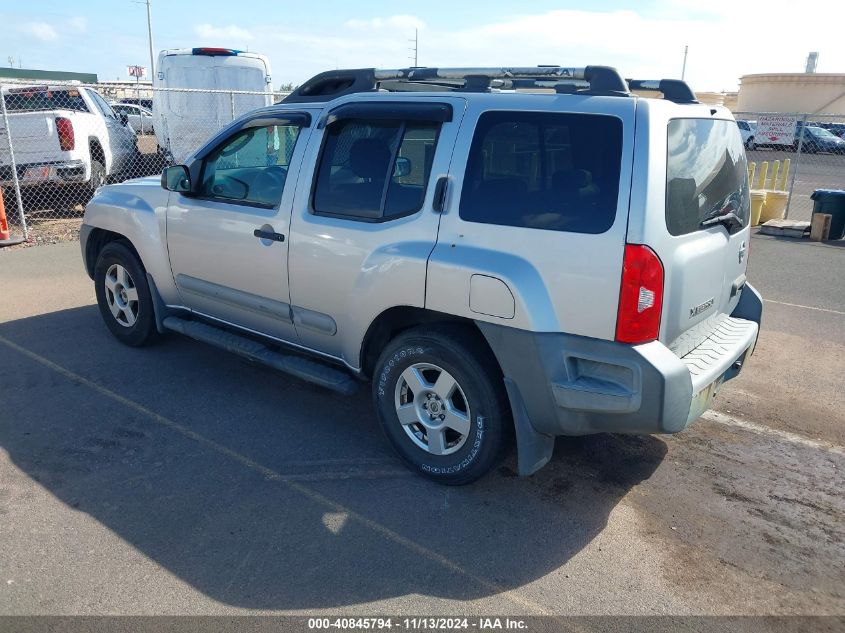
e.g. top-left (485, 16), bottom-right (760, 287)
top-left (666, 119), bottom-right (750, 236)
top-left (3, 88), bottom-right (88, 113)
top-left (312, 119), bottom-right (440, 221)
top-left (459, 111), bottom-right (623, 234)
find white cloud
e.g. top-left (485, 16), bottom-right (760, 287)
top-left (194, 23), bottom-right (254, 42)
top-left (68, 17), bottom-right (88, 33)
top-left (19, 22), bottom-right (58, 42)
top-left (189, 5), bottom-right (843, 92)
top-left (344, 15), bottom-right (425, 31)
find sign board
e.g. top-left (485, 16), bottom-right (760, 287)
top-left (756, 114), bottom-right (797, 145)
top-left (127, 65), bottom-right (146, 78)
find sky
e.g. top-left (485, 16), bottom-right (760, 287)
top-left (1, 0), bottom-right (842, 92)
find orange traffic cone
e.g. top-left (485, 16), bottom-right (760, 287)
top-left (0, 186), bottom-right (25, 247)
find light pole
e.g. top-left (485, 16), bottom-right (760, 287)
top-left (146, 0), bottom-right (155, 76)
top-left (133, 0), bottom-right (156, 76)
top-left (681, 45), bottom-right (688, 80)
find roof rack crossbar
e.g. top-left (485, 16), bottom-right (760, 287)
top-left (627, 79), bottom-right (698, 104)
top-left (283, 66), bottom-right (633, 102)
top-left (282, 67), bottom-right (697, 104)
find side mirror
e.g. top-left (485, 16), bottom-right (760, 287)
top-left (394, 156), bottom-right (412, 178)
top-left (119, 113), bottom-right (130, 126)
top-left (162, 165), bottom-right (192, 192)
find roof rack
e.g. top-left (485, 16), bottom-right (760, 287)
top-left (282, 66), bottom-right (698, 105)
top-left (626, 79), bottom-right (698, 104)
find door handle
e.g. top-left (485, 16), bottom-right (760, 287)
top-left (432, 176), bottom-right (448, 213)
top-left (253, 228), bottom-right (285, 242)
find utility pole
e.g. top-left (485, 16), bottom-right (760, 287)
top-left (681, 45), bottom-right (688, 80)
top-left (146, 0), bottom-right (155, 76)
top-left (408, 28), bottom-right (419, 67)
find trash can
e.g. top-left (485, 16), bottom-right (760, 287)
top-left (760, 190), bottom-right (789, 223)
top-left (811, 189), bottom-right (845, 240)
top-left (750, 190), bottom-right (767, 226)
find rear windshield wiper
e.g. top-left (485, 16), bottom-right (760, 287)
top-left (700, 211), bottom-right (743, 230)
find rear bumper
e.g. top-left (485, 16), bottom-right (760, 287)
top-left (0, 160), bottom-right (87, 188)
top-left (478, 282), bottom-right (762, 474)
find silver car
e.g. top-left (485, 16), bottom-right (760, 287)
top-left (111, 103), bottom-right (155, 135)
top-left (80, 66), bottom-right (761, 484)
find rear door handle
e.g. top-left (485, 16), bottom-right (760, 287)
top-left (253, 228), bottom-right (285, 242)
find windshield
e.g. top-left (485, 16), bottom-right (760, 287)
top-left (807, 127), bottom-right (838, 139)
top-left (3, 87), bottom-right (88, 112)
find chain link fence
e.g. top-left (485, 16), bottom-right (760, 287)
top-left (735, 111), bottom-right (845, 222)
top-left (2, 83), bottom-right (844, 247)
top-left (0, 81), bottom-right (289, 246)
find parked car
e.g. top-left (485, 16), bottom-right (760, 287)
top-left (795, 125), bottom-right (845, 154)
top-left (736, 119), bottom-right (757, 150)
top-left (813, 121), bottom-right (845, 139)
top-left (152, 47), bottom-right (273, 163)
top-left (119, 97), bottom-right (153, 111)
top-left (80, 65), bottom-right (761, 484)
top-left (111, 102), bottom-right (155, 135)
top-left (0, 85), bottom-right (138, 202)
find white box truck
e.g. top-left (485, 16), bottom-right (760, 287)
top-left (152, 48), bottom-right (273, 163)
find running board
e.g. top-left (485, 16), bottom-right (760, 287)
top-left (162, 316), bottom-right (359, 396)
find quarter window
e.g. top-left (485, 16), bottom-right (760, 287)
top-left (199, 124), bottom-right (302, 207)
top-left (312, 118), bottom-right (440, 220)
top-left (459, 111), bottom-right (623, 234)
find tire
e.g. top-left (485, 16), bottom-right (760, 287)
top-left (372, 325), bottom-right (511, 485)
top-left (80, 160), bottom-right (106, 204)
top-left (745, 136), bottom-right (755, 151)
top-left (93, 241), bottom-right (158, 347)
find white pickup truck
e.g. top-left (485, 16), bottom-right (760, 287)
top-left (0, 85), bottom-right (138, 202)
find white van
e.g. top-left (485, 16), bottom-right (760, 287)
top-left (152, 48), bottom-right (273, 163)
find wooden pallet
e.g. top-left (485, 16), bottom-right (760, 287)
top-left (758, 219), bottom-right (811, 238)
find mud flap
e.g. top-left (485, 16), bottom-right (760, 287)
top-left (504, 377), bottom-right (555, 476)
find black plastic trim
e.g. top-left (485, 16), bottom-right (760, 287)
top-left (282, 69), bottom-right (377, 103)
top-left (320, 102), bottom-right (453, 128)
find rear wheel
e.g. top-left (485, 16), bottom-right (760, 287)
top-left (372, 325), bottom-right (511, 485)
top-left (94, 241), bottom-right (158, 347)
top-left (80, 160), bottom-right (106, 204)
top-left (745, 136), bottom-right (755, 151)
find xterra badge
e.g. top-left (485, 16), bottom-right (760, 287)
top-left (690, 297), bottom-right (715, 318)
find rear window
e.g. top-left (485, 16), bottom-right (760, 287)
top-left (3, 88), bottom-right (88, 113)
top-left (666, 118), bottom-right (750, 236)
top-left (459, 111), bottom-right (623, 234)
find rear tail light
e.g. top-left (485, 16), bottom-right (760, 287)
top-left (192, 47), bottom-right (239, 56)
top-left (56, 117), bottom-right (75, 151)
top-left (615, 244), bottom-right (664, 344)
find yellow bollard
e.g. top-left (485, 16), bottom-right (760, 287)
top-left (750, 190), bottom-right (767, 226)
top-left (778, 159), bottom-right (790, 191)
top-left (770, 160), bottom-right (780, 190)
top-left (757, 161), bottom-right (769, 190)
top-left (748, 162), bottom-right (756, 191)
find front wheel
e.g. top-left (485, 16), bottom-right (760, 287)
top-left (745, 136), bottom-right (755, 151)
top-left (94, 241), bottom-right (158, 347)
top-left (372, 325), bottom-right (512, 485)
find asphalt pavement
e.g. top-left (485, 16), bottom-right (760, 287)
top-left (0, 234), bottom-right (843, 620)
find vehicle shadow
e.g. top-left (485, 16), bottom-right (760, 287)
top-left (0, 306), bottom-right (668, 610)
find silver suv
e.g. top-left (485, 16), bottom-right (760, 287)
top-left (80, 66), bottom-right (762, 485)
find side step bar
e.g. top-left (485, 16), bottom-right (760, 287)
top-left (162, 316), bottom-right (359, 396)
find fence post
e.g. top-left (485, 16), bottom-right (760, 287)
top-left (784, 113), bottom-right (807, 220)
top-left (230, 91), bottom-right (235, 121)
top-left (0, 85), bottom-right (29, 240)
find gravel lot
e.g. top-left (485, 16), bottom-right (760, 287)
top-left (0, 233), bottom-right (843, 626)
